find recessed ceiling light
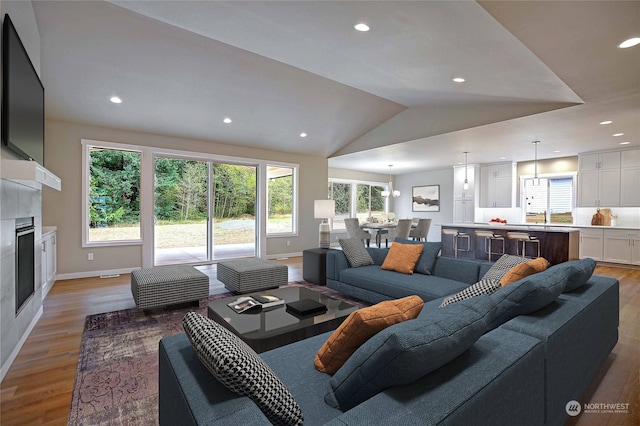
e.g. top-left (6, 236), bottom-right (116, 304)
top-left (599, 120), bottom-right (612, 125)
top-left (110, 96), bottom-right (122, 104)
top-left (354, 23), bottom-right (370, 32)
top-left (452, 77), bottom-right (465, 83)
top-left (499, 156), bottom-right (507, 160)
top-left (613, 133), bottom-right (624, 137)
top-left (553, 150), bottom-right (561, 153)
top-left (223, 117), bottom-right (232, 124)
top-left (620, 141), bottom-right (630, 145)
top-left (300, 132), bottom-right (307, 138)
top-left (618, 37), bottom-right (640, 48)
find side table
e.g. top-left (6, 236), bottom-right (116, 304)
top-left (302, 247), bottom-right (334, 285)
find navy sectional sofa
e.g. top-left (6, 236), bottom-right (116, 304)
top-left (158, 248), bottom-right (618, 425)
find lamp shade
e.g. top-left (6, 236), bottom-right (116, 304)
top-left (314, 200), bottom-right (335, 219)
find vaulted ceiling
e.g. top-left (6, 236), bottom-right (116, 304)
top-left (32, 1), bottom-right (639, 175)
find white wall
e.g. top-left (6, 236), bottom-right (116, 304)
top-left (42, 120), bottom-right (328, 277)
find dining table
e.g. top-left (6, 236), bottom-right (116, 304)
top-left (360, 222), bottom-right (414, 247)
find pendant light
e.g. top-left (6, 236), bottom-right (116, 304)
top-left (532, 141), bottom-right (540, 186)
top-left (463, 151), bottom-right (469, 190)
top-left (381, 165), bottom-right (400, 198)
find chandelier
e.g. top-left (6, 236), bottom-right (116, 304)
top-left (381, 165), bottom-right (400, 198)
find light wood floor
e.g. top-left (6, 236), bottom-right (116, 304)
top-left (0, 259), bottom-right (637, 425)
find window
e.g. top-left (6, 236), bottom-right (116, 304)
top-left (523, 176), bottom-right (574, 224)
top-left (329, 182), bottom-right (351, 230)
top-left (267, 165), bottom-right (297, 235)
top-left (357, 184), bottom-right (385, 222)
top-left (83, 143), bottom-right (142, 245)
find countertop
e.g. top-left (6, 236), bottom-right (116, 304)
top-left (439, 223), bottom-right (640, 232)
top-left (42, 226), bottom-right (57, 237)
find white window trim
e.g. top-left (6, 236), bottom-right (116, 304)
top-left (81, 139), bottom-right (300, 264)
top-left (266, 162), bottom-right (299, 238)
top-left (82, 140), bottom-right (143, 248)
top-left (520, 172), bottom-right (577, 224)
top-left (329, 177), bottom-right (389, 217)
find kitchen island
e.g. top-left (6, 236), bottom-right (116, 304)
top-left (439, 223), bottom-right (581, 265)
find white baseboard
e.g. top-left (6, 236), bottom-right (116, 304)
top-left (266, 251), bottom-right (302, 260)
top-left (1, 306), bottom-right (43, 383)
top-left (55, 267), bottom-right (140, 281)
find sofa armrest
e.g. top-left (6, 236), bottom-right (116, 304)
top-left (326, 250), bottom-right (351, 281)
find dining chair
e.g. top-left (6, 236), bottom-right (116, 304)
top-left (409, 218), bottom-right (432, 241)
top-left (381, 219), bottom-right (413, 248)
top-left (344, 218), bottom-right (371, 247)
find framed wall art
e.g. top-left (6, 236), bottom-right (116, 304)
top-left (412, 185), bottom-right (440, 212)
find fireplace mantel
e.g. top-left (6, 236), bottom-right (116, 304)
top-left (1, 160), bottom-right (61, 191)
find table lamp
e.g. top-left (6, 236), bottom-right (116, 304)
top-left (314, 200), bottom-right (335, 248)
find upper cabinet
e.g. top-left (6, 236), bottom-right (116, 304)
top-left (479, 162), bottom-right (516, 208)
top-left (578, 149), bottom-right (640, 207)
top-left (453, 164), bottom-right (476, 200)
top-left (620, 149), bottom-right (640, 207)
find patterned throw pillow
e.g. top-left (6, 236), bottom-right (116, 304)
top-left (481, 254), bottom-right (529, 281)
top-left (314, 295), bottom-right (424, 374)
top-left (439, 278), bottom-right (501, 307)
top-left (339, 238), bottom-right (374, 267)
top-left (183, 312), bottom-right (303, 426)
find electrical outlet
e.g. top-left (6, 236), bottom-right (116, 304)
top-left (286, 240), bottom-right (291, 246)
top-left (88, 253), bottom-right (94, 261)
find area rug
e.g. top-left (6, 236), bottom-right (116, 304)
top-left (68, 281), bottom-right (366, 425)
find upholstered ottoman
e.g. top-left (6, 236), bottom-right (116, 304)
top-left (131, 266), bottom-right (209, 309)
top-left (217, 258), bottom-right (288, 293)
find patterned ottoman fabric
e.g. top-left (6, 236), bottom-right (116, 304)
top-left (131, 266), bottom-right (209, 309)
top-left (217, 259), bottom-right (288, 293)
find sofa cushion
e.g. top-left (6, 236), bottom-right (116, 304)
top-left (314, 296), bottom-right (424, 374)
top-left (326, 296), bottom-right (496, 411)
top-left (394, 238), bottom-right (442, 275)
top-left (182, 312), bottom-right (303, 426)
top-left (439, 278), bottom-right (501, 307)
top-left (488, 265), bottom-right (569, 330)
top-left (556, 258), bottom-right (597, 292)
top-left (500, 257), bottom-right (549, 286)
top-left (482, 254), bottom-right (528, 281)
top-left (339, 238), bottom-right (374, 267)
top-left (380, 242), bottom-right (424, 274)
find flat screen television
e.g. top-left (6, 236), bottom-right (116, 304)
top-left (2, 14), bottom-right (45, 166)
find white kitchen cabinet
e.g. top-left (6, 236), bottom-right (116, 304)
top-left (579, 228), bottom-right (604, 260)
top-left (603, 229), bottom-right (640, 265)
top-left (578, 151), bottom-right (621, 207)
top-left (453, 164), bottom-right (476, 200)
top-left (454, 199), bottom-right (475, 223)
top-left (620, 149), bottom-right (640, 207)
top-left (479, 162), bottom-right (515, 208)
top-left (41, 230), bottom-right (57, 298)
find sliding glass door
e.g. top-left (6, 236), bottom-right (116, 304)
top-left (154, 156), bottom-right (256, 266)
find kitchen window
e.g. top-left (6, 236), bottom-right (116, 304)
top-left (523, 175), bottom-right (575, 224)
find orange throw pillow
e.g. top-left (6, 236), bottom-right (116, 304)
top-left (500, 257), bottom-right (549, 286)
top-left (380, 242), bottom-right (424, 274)
top-left (314, 295), bottom-right (424, 374)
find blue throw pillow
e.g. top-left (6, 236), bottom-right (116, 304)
top-left (554, 258), bottom-right (596, 292)
top-left (325, 296), bottom-right (495, 411)
top-left (394, 238), bottom-right (442, 275)
top-left (488, 265), bottom-right (569, 330)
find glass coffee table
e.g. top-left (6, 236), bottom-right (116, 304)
top-left (207, 286), bottom-right (359, 353)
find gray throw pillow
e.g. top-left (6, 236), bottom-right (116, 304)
top-left (183, 312), bottom-right (303, 426)
top-left (394, 238), bottom-right (442, 275)
top-left (555, 258), bottom-right (596, 292)
top-left (488, 266), bottom-right (569, 330)
top-left (326, 296), bottom-right (496, 411)
top-left (482, 254), bottom-right (528, 281)
top-left (339, 238), bottom-right (374, 267)
top-left (440, 278), bottom-right (501, 307)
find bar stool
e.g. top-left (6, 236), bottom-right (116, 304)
top-left (442, 229), bottom-right (470, 258)
top-left (474, 230), bottom-right (505, 261)
top-left (507, 232), bottom-right (541, 258)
